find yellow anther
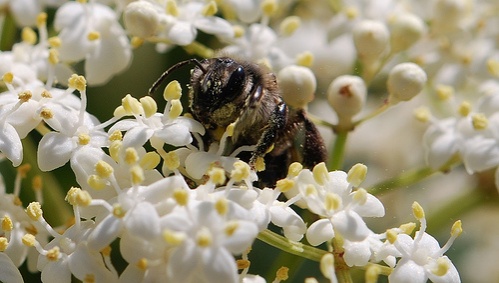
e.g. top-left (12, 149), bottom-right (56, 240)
top-left (215, 198), bottom-right (228, 215)
top-left (487, 58), bottom-right (499, 77)
top-left (457, 101), bottom-right (471, 117)
top-left (140, 96), bottom-right (158, 118)
top-left (173, 188), bottom-right (188, 206)
top-left (101, 246), bottom-right (112, 257)
top-left (122, 94), bottom-right (142, 115)
top-left (113, 106), bottom-right (127, 117)
top-left (435, 84), bottom-right (454, 101)
top-left (225, 221), bottom-right (239, 236)
top-left (226, 123), bottom-right (235, 137)
top-left (125, 147), bottom-right (139, 165)
top-left (136, 258), bottom-right (148, 270)
top-left (365, 264), bottom-right (381, 283)
top-left (320, 253), bottom-right (335, 279)
top-left (344, 6), bottom-right (358, 19)
top-left (261, 0), bottom-right (277, 17)
top-left (46, 246), bottom-right (60, 261)
top-left (65, 186), bottom-right (81, 205)
top-left (163, 229), bottom-right (186, 246)
top-left (41, 90), bottom-right (52, 98)
top-left (95, 160), bottom-right (114, 178)
top-left (231, 161), bottom-right (251, 182)
top-left (40, 108), bottom-right (54, 119)
top-left (87, 175), bottom-right (107, 190)
top-left (432, 257), bottom-right (449, 276)
top-left (48, 36), bottom-right (61, 48)
top-left (78, 133), bottom-right (91, 145)
top-left (36, 12), bottom-right (47, 27)
top-left (168, 99), bottom-right (183, 119)
top-left (18, 164), bottom-right (31, 178)
top-left (131, 37), bottom-right (144, 48)
top-left (196, 228), bottom-right (212, 247)
top-left (288, 162), bottom-right (303, 177)
top-left (353, 188), bottom-right (367, 205)
top-left (399, 222), bottom-right (416, 234)
top-left (412, 201), bottom-right (425, 220)
top-left (324, 192), bottom-right (341, 211)
top-left (347, 163), bottom-right (367, 187)
top-left (108, 130), bottom-right (123, 142)
top-left (68, 74), bottom-right (87, 91)
top-left (280, 16), bottom-right (301, 36)
top-left (472, 113), bottom-right (488, 130)
top-left (130, 165), bottom-right (144, 185)
top-left (2, 72), bottom-right (14, 84)
top-left (275, 179), bottom-right (294, 193)
top-left (112, 204), bottom-right (126, 218)
top-left (451, 220), bottom-right (463, 237)
top-left (22, 27), bottom-right (37, 45)
top-left (312, 162), bottom-right (329, 185)
top-left (109, 140), bottom-right (121, 162)
top-left (140, 152), bottom-right (161, 170)
top-left (163, 80), bottom-right (182, 100)
top-left (164, 151), bottom-right (180, 170)
top-left (296, 51), bottom-right (314, 67)
top-left (87, 31), bottom-right (101, 41)
top-left (18, 90), bottom-right (32, 102)
top-left (0, 237), bottom-right (8, 251)
top-left (254, 156), bottom-right (266, 172)
top-left (75, 190), bottom-right (91, 207)
top-left (202, 1), bottom-right (218, 16)
top-left (386, 228), bottom-right (398, 244)
top-left (305, 184), bottom-right (317, 196)
top-left (26, 202), bottom-right (43, 221)
top-left (2, 216), bottom-right (13, 231)
top-left (22, 234), bottom-right (36, 247)
top-left (48, 49), bottom-right (59, 65)
top-left (208, 167), bottom-right (226, 185)
top-left (166, 0), bottom-right (179, 16)
top-left (237, 259), bottom-right (251, 269)
top-left (414, 107), bottom-right (431, 123)
top-left (233, 25), bottom-right (245, 38)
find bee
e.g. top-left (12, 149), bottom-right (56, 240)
top-left (150, 57), bottom-right (327, 187)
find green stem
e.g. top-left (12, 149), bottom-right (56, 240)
top-left (257, 229), bottom-right (327, 262)
top-left (331, 236), bottom-right (353, 283)
top-left (328, 131), bottom-right (348, 171)
top-left (368, 166), bottom-right (436, 195)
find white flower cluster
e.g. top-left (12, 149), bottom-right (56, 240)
top-left (4, 0), bottom-right (494, 281)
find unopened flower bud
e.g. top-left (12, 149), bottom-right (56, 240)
top-left (353, 20), bottom-right (390, 60)
top-left (278, 65), bottom-right (316, 109)
top-left (389, 13), bottom-right (426, 52)
top-left (124, 1), bottom-right (159, 38)
top-left (387, 62), bottom-right (427, 104)
top-left (327, 75), bottom-right (366, 121)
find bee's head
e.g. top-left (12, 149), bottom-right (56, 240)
top-left (189, 57), bottom-right (249, 127)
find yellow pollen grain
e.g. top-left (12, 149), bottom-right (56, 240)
top-left (95, 160), bottom-right (114, 178)
top-left (2, 72), bottom-right (14, 84)
top-left (87, 175), bottom-right (107, 190)
top-left (26, 202), bottom-right (43, 221)
top-left (40, 108), bottom-right (54, 119)
top-left (2, 216), bottom-right (13, 231)
top-left (46, 246), bottom-right (60, 261)
top-left (472, 113), bottom-right (488, 130)
top-left (87, 31), bottom-right (101, 41)
top-left (276, 266), bottom-right (289, 280)
top-left (225, 221), bottom-right (239, 236)
top-left (108, 130), bottom-right (123, 142)
top-left (41, 89), bottom-right (52, 98)
top-left (22, 234), bottom-right (36, 247)
top-left (68, 74), bottom-right (87, 91)
top-left (65, 186), bottom-right (81, 205)
top-left (254, 156), bottom-right (265, 172)
top-left (275, 179), bottom-right (294, 193)
top-left (22, 27), bottom-right (37, 45)
top-left (78, 133), bottom-right (91, 145)
top-left (18, 90), bottom-right (33, 102)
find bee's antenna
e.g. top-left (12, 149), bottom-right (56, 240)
top-left (148, 59), bottom-right (206, 95)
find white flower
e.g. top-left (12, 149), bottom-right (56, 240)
top-left (54, 1), bottom-right (132, 85)
top-left (0, 253), bottom-right (23, 283)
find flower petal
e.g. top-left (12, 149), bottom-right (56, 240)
top-left (306, 218), bottom-right (334, 246)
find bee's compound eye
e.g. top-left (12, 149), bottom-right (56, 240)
top-left (225, 66), bottom-right (245, 95)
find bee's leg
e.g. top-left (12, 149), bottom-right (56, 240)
top-left (249, 102), bottom-right (288, 166)
top-left (301, 113), bottom-right (327, 168)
